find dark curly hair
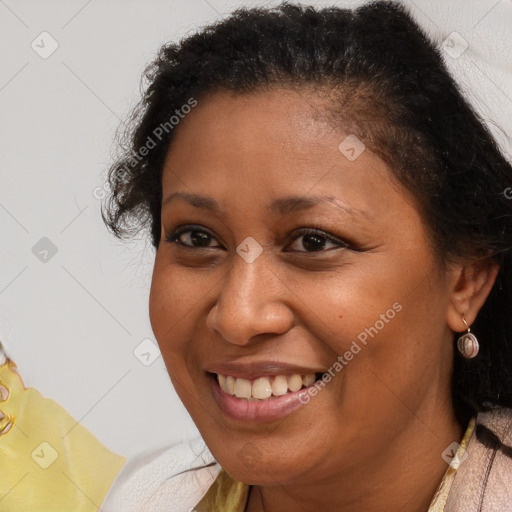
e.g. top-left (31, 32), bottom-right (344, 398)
top-left (102, 0), bottom-right (512, 426)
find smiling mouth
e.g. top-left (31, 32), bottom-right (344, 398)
top-left (213, 372), bottom-right (325, 401)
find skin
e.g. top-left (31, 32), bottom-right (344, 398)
top-left (148, 88), bottom-right (499, 512)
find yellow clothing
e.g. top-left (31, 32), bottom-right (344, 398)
top-left (194, 417), bottom-right (476, 512)
top-left (0, 354), bottom-right (126, 511)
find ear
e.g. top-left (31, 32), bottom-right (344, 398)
top-left (446, 259), bottom-right (500, 332)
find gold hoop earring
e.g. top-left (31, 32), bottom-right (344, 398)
top-left (457, 315), bottom-right (479, 358)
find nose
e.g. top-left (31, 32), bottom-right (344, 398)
top-left (206, 251), bottom-right (294, 346)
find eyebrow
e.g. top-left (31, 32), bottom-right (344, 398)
top-left (162, 191), bottom-right (370, 220)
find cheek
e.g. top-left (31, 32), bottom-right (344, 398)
top-left (148, 263), bottom-right (197, 392)
top-left (326, 279), bottom-right (447, 425)
top-left (148, 261), bottom-right (203, 401)
top-left (283, 257), bottom-right (410, 350)
top-left (148, 257), bottom-right (200, 348)
top-left (148, 257), bottom-right (220, 390)
top-left (290, 252), bottom-right (442, 399)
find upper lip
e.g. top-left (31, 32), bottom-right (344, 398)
top-left (205, 360), bottom-right (327, 380)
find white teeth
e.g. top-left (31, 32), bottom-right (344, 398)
top-left (271, 375), bottom-right (288, 396)
top-left (287, 375), bottom-right (303, 392)
top-left (218, 374), bottom-right (227, 390)
top-left (234, 378), bottom-right (252, 398)
top-left (226, 375), bottom-right (235, 395)
top-left (217, 372), bottom-right (319, 400)
top-left (252, 377), bottom-right (272, 399)
top-left (302, 374), bottom-right (316, 387)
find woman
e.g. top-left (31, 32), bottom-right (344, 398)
top-left (101, 1), bottom-right (512, 510)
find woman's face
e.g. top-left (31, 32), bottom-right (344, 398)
top-left (149, 88), bottom-right (458, 486)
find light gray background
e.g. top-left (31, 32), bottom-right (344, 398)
top-left (1, 0), bottom-right (511, 461)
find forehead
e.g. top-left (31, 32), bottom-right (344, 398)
top-left (160, 88), bottom-right (407, 220)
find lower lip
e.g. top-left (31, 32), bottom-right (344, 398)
top-left (209, 374), bottom-right (314, 423)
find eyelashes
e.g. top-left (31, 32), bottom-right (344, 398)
top-left (164, 225), bottom-right (348, 253)
top-left (166, 226), bottom-right (217, 249)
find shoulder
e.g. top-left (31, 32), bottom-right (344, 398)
top-left (101, 435), bottom-right (221, 512)
top-left (446, 406), bottom-right (512, 512)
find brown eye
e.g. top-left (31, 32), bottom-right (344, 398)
top-left (165, 225), bottom-right (347, 253)
top-left (286, 229), bottom-right (346, 253)
top-left (166, 227), bottom-right (220, 248)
